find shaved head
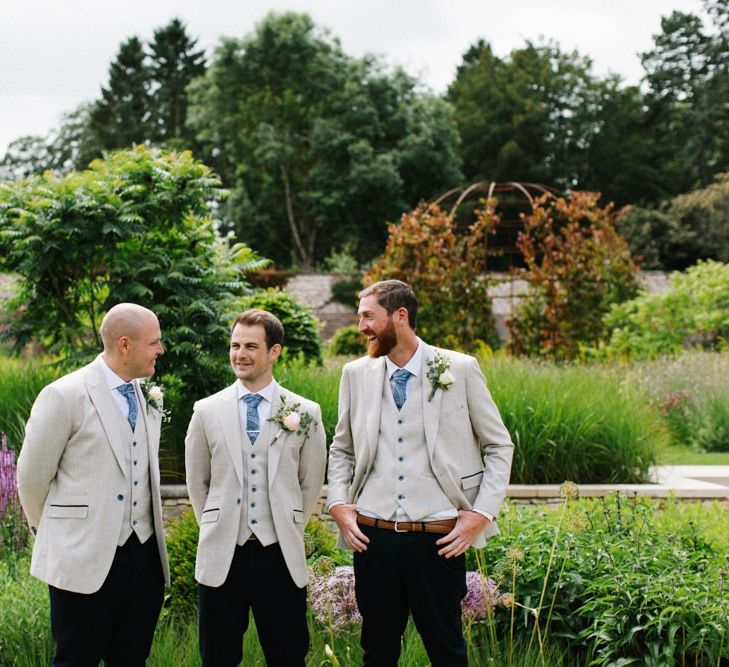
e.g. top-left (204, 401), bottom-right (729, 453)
top-left (100, 303), bottom-right (157, 351)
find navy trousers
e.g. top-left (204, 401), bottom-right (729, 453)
top-left (49, 533), bottom-right (164, 667)
top-left (354, 523), bottom-right (468, 667)
top-left (198, 540), bottom-right (309, 667)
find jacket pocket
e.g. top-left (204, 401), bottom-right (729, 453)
top-left (461, 471), bottom-right (484, 490)
top-left (47, 504), bottom-right (89, 519)
top-left (201, 509), bottom-right (220, 524)
top-left (292, 509), bottom-right (304, 524)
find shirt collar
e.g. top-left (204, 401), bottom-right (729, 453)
top-left (385, 339), bottom-right (422, 379)
top-left (99, 354), bottom-right (133, 391)
top-left (237, 379), bottom-right (277, 404)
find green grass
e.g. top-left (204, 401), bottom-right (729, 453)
top-left (657, 443), bottom-right (729, 465)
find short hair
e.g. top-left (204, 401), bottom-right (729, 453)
top-left (231, 309), bottom-right (284, 349)
top-left (359, 280), bottom-right (418, 330)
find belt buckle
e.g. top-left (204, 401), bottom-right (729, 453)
top-left (393, 520), bottom-right (407, 533)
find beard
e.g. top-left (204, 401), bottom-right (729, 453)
top-left (366, 318), bottom-right (398, 358)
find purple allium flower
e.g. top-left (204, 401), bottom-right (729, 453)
top-left (0, 433), bottom-right (29, 553)
top-left (310, 565), bottom-right (362, 631)
top-left (461, 571), bottom-right (501, 622)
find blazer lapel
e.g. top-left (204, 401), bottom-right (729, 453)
top-left (421, 344), bottom-right (443, 458)
top-left (135, 381), bottom-right (160, 468)
top-left (84, 358), bottom-right (128, 477)
top-left (364, 356), bottom-right (386, 462)
top-left (266, 386), bottom-right (285, 484)
top-left (216, 383), bottom-right (245, 487)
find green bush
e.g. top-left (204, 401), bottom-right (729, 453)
top-left (476, 495), bottom-right (729, 665)
top-left (165, 507), bottom-right (199, 619)
top-left (327, 325), bottom-right (366, 357)
top-left (483, 356), bottom-right (662, 483)
top-left (598, 260), bottom-right (729, 359)
top-left (233, 289), bottom-right (322, 364)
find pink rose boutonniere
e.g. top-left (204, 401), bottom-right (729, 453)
top-left (268, 394), bottom-right (317, 445)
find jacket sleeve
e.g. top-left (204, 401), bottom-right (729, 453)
top-left (298, 403), bottom-right (327, 523)
top-left (326, 364), bottom-right (356, 507)
top-left (184, 405), bottom-right (211, 523)
top-left (465, 357), bottom-right (514, 518)
top-left (17, 384), bottom-right (75, 531)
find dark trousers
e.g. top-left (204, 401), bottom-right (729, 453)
top-left (49, 533), bottom-right (164, 667)
top-left (198, 540), bottom-right (308, 667)
top-left (353, 523), bottom-right (468, 667)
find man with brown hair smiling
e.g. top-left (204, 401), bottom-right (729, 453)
top-left (328, 280), bottom-right (513, 667)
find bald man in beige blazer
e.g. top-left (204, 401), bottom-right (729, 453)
top-left (17, 303), bottom-right (170, 667)
top-left (186, 309), bottom-right (326, 667)
top-left (328, 280), bottom-right (514, 667)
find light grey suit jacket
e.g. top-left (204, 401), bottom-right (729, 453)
top-left (17, 355), bottom-right (170, 594)
top-left (185, 382), bottom-right (326, 588)
top-left (327, 342), bottom-right (514, 547)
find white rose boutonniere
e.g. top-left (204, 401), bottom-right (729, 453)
top-left (426, 353), bottom-right (455, 401)
top-left (141, 380), bottom-right (171, 422)
top-left (268, 394), bottom-right (316, 445)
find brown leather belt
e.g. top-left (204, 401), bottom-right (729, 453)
top-left (356, 513), bottom-right (456, 535)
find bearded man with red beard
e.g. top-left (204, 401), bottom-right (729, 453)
top-left (327, 279), bottom-right (513, 667)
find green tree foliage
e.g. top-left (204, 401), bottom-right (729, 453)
top-left (89, 37), bottom-right (152, 151)
top-left (188, 11), bottom-right (462, 269)
top-left (619, 172), bottom-right (729, 270)
top-left (641, 5), bottom-right (729, 192)
top-left (598, 260), bottom-right (729, 359)
top-left (508, 192), bottom-right (640, 360)
top-left (448, 40), bottom-right (603, 191)
top-left (366, 200), bottom-right (497, 350)
top-left (233, 289), bottom-right (322, 364)
top-left (148, 18), bottom-right (206, 147)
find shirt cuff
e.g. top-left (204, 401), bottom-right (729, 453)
top-left (471, 508), bottom-right (495, 522)
top-left (327, 500), bottom-right (346, 512)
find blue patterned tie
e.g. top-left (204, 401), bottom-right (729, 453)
top-left (243, 394), bottom-right (263, 443)
top-left (391, 369), bottom-right (412, 410)
top-left (117, 383), bottom-right (138, 431)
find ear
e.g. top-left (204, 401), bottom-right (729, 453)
top-left (117, 335), bottom-right (132, 355)
top-left (269, 343), bottom-right (282, 362)
top-left (394, 306), bottom-right (410, 327)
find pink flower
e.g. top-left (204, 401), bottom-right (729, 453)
top-left (282, 411), bottom-right (301, 431)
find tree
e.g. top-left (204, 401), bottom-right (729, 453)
top-left (89, 37), bottom-right (153, 151)
top-left (641, 8), bottom-right (729, 191)
top-left (148, 18), bottom-right (206, 147)
top-left (448, 39), bottom-right (603, 191)
top-left (188, 11), bottom-right (462, 268)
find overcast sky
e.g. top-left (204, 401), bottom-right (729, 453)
top-left (0, 0), bottom-right (704, 156)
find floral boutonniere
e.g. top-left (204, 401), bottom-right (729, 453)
top-left (268, 394), bottom-right (317, 445)
top-left (426, 353), bottom-right (455, 401)
top-left (141, 380), bottom-right (171, 422)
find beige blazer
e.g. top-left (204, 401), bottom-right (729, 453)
top-left (17, 356), bottom-right (170, 594)
top-left (327, 342), bottom-right (514, 547)
top-left (185, 383), bottom-right (326, 588)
